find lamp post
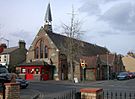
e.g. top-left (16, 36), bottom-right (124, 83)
top-left (0, 37), bottom-right (9, 48)
top-left (107, 52), bottom-right (109, 80)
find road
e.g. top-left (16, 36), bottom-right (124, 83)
top-left (20, 79), bottom-right (135, 99)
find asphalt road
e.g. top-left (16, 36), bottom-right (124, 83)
top-left (20, 78), bottom-right (135, 99)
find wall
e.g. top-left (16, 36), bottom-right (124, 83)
top-left (10, 48), bottom-right (27, 72)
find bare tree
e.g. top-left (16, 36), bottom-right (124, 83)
top-left (61, 7), bottom-right (84, 81)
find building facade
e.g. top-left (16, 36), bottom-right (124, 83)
top-left (0, 40), bottom-right (27, 72)
top-left (80, 53), bottom-right (125, 80)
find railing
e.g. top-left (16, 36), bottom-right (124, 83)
top-left (44, 89), bottom-right (81, 99)
top-left (103, 90), bottom-right (135, 99)
top-left (43, 89), bottom-right (135, 99)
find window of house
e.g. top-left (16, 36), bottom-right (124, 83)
top-left (22, 68), bottom-right (26, 73)
top-left (40, 41), bottom-right (44, 58)
top-left (4, 55), bottom-right (6, 59)
top-left (4, 59), bottom-right (6, 62)
top-left (44, 46), bottom-right (48, 58)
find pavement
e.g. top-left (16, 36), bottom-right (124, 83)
top-left (20, 87), bottom-right (40, 99)
top-left (20, 80), bottom-right (111, 99)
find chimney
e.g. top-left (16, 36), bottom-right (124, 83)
top-left (0, 43), bottom-right (7, 53)
top-left (19, 40), bottom-right (26, 49)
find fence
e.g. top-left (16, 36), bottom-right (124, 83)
top-left (103, 90), bottom-right (135, 99)
top-left (43, 89), bottom-right (135, 99)
top-left (44, 89), bottom-right (81, 99)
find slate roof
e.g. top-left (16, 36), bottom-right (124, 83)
top-left (46, 30), bottom-right (109, 56)
top-left (81, 54), bottom-right (118, 68)
top-left (0, 47), bottom-right (18, 55)
top-left (19, 60), bottom-right (49, 66)
top-left (100, 54), bottom-right (116, 65)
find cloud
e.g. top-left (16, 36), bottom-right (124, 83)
top-left (79, 0), bottom-right (119, 16)
top-left (79, 0), bottom-right (101, 15)
top-left (101, 2), bottom-right (135, 33)
top-left (79, 0), bottom-right (135, 35)
top-left (2, 30), bottom-right (35, 49)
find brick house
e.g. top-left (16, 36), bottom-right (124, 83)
top-left (19, 3), bottom-right (109, 81)
top-left (80, 53), bottom-right (125, 80)
top-left (0, 40), bottom-right (27, 72)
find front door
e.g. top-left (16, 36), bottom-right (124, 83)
top-left (61, 64), bottom-right (68, 80)
top-left (41, 67), bottom-right (49, 80)
top-left (86, 69), bottom-right (95, 80)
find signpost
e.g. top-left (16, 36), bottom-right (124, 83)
top-left (81, 61), bottom-right (86, 82)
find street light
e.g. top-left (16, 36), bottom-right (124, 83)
top-left (0, 37), bottom-right (9, 48)
top-left (107, 52), bottom-right (110, 80)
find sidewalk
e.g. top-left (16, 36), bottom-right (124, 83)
top-left (20, 89), bottom-right (40, 99)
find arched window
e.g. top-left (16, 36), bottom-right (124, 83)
top-left (35, 47), bottom-right (39, 59)
top-left (44, 46), bottom-right (48, 58)
top-left (40, 40), bottom-right (44, 58)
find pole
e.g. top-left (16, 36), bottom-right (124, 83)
top-left (82, 67), bottom-right (85, 82)
top-left (0, 37), bottom-right (9, 48)
top-left (107, 53), bottom-right (109, 80)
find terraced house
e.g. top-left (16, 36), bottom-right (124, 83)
top-left (0, 40), bottom-right (27, 72)
top-left (18, 3), bottom-right (109, 81)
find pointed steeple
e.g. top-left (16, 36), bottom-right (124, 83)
top-left (44, 2), bottom-right (53, 32)
top-left (45, 3), bottom-right (52, 22)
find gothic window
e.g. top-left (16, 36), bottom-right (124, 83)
top-left (40, 40), bottom-right (44, 58)
top-left (35, 47), bottom-right (39, 59)
top-left (44, 46), bottom-right (48, 58)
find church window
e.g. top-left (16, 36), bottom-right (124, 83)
top-left (44, 46), bottom-right (48, 58)
top-left (40, 40), bottom-right (44, 58)
top-left (35, 47), bottom-right (39, 59)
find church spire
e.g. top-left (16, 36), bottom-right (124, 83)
top-left (44, 2), bottom-right (52, 32)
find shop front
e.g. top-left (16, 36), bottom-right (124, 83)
top-left (17, 61), bottom-right (54, 81)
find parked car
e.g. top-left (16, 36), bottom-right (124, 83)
top-left (117, 72), bottom-right (130, 80)
top-left (16, 77), bottom-right (29, 89)
top-left (0, 66), bottom-right (11, 83)
top-left (128, 72), bottom-right (135, 79)
top-left (0, 66), bottom-right (29, 89)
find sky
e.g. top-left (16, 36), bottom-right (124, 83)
top-left (0, 0), bottom-right (135, 55)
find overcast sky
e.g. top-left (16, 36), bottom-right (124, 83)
top-left (0, 0), bottom-right (135, 55)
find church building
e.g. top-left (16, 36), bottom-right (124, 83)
top-left (18, 3), bottom-right (109, 81)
